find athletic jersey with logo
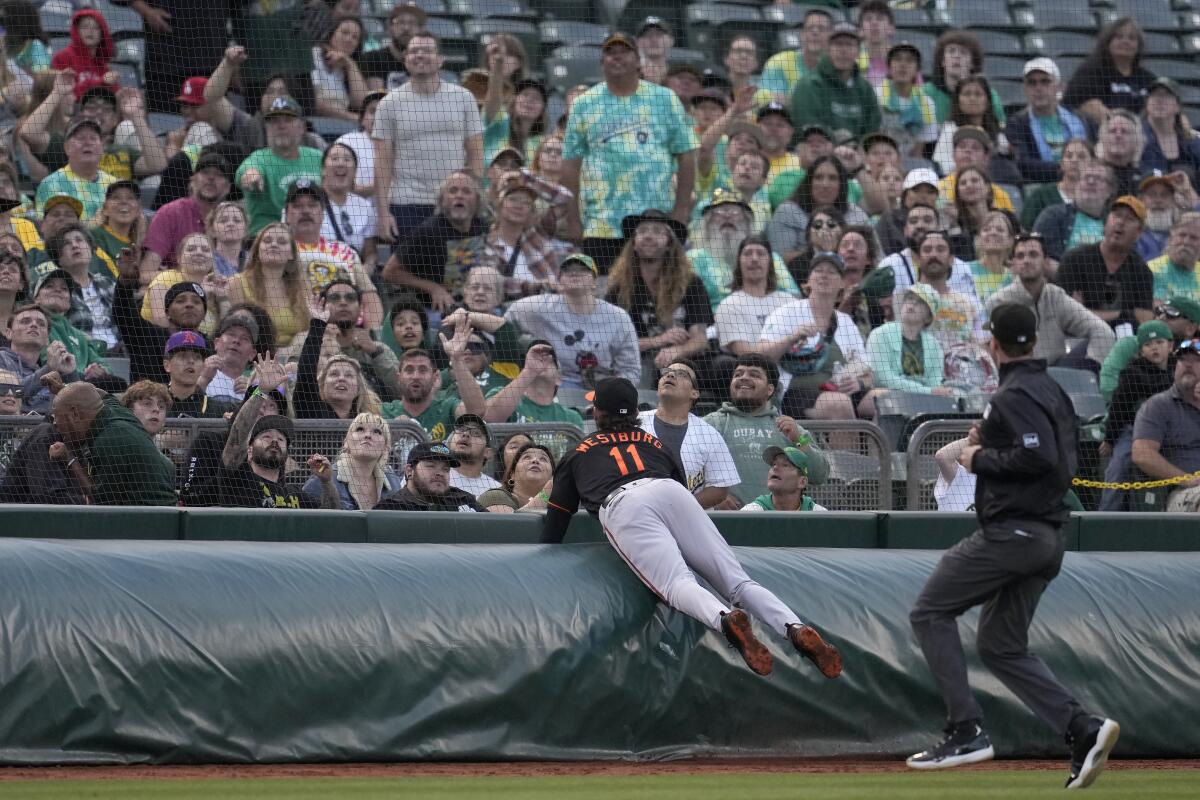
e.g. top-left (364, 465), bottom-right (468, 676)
top-left (546, 428), bottom-right (686, 519)
top-left (639, 410), bottom-right (740, 495)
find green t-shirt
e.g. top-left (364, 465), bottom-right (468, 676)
top-left (482, 110), bottom-right (543, 170)
top-left (562, 81), bottom-right (698, 238)
top-left (1020, 183), bottom-right (1064, 230)
top-left (485, 386), bottom-right (584, 427)
top-left (1147, 255), bottom-right (1200, 303)
top-left (381, 394), bottom-right (460, 441)
top-left (235, 146), bottom-right (324, 235)
top-left (1066, 211), bottom-right (1105, 252)
top-left (1034, 114), bottom-right (1067, 161)
top-left (441, 366), bottom-right (510, 399)
top-left (40, 134), bottom-right (141, 180)
top-left (88, 224), bottom-right (133, 268)
top-left (748, 493), bottom-right (815, 511)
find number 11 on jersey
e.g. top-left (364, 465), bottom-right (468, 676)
top-left (609, 444), bottom-right (646, 476)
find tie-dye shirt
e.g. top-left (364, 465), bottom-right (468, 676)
top-left (563, 81), bottom-right (698, 239)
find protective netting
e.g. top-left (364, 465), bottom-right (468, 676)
top-left (0, 0), bottom-right (1197, 513)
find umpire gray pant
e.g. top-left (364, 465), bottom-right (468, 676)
top-left (909, 521), bottom-right (1084, 735)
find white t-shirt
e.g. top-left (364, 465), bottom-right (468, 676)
top-left (205, 371), bottom-right (245, 402)
top-left (934, 464), bottom-right (976, 512)
top-left (758, 300), bottom-right (865, 392)
top-left (81, 282), bottom-right (118, 350)
top-left (334, 130), bottom-right (376, 190)
top-left (450, 469), bottom-right (501, 497)
top-left (883, 249), bottom-right (980, 304)
top-left (715, 290), bottom-right (795, 349)
top-left (320, 193), bottom-right (377, 254)
top-left (639, 410), bottom-right (740, 495)
top-left (371, 81), bottom-right (483, 205)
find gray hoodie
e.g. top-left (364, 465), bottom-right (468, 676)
top-left (703, 401), bottom-right (829, 503)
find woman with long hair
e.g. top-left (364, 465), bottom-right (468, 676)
top-left (493, 432), bottom-right (532, 481)
top-left (479, 441), bottom-right (555, 512)
top-left (1095, 108), bottom-right (1145, 196)
top-left (302, 412), bottom-right (402, 509)
top-left (207, 201), bottom-right (249, 278)
top-left (483, 36), bottom-right (547, 165)
top-left (786, 206), bottom-right (845, 286)
top-left (143, 232), bottom-right (224, 334)
top-left (1140, 78), bottom-right (1200, 191)
top-left (925, 29), bottom-right (1006, 126)
top-left (947, 165), bottom-right (995, 261)
top-left (228, 222), bottom-right (311, 352)
top-left (311, 14), bottom-right (368, 122)
top-left (319, 142), bottom-right (377, 268)
top-left (714, 234), bottom-right (794, 358)
top-left (606, 210), bottom-right (714, 376)
top-left (932, 74), bottom-right (1008, 174)
top-left (967, 210), bottom-right (1016, 308)
top-left (1021, 138), bottom-right (1093, 230)
top-left (1063, 16), bottom-right (1156, 125)
top-left (769, 155), bottom-right (867, 266)
top-left (89, 180), bottom-right (146, 266)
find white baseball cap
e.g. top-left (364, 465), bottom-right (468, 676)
top-left (1023, 57), bottom-right (1060, 81)
top-left (902, 168), bottom-right (939, 192)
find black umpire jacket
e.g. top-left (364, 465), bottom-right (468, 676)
top-left (971, 359), bottom-right (1078, 528)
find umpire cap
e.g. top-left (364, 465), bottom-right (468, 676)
top-left (986, 303), bottom-right (1037, 345)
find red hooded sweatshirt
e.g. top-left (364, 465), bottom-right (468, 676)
top-left (50, 10), bottom-right (116, 99)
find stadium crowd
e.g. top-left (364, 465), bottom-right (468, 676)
top-left (0, 0), bottom-right (1199, 513)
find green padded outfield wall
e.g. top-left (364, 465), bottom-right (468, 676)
top-left (0, 537), bottom-right (1197, 765)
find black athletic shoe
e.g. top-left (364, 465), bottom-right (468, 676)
top-left (906, 721), bottom-right (995, 770)
top-left (1065, 716), bottom-right (1120, 790)
top-left (720, 609), bottom-right (773, 676)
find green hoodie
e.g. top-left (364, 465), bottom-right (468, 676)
top-left (702, 401), bottom-right (830, 504)
top-left (788, 55), bottom-right (881, 144)
top-left (46, 312), bottom-right (108, 372)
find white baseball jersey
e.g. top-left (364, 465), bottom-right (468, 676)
top-left (450, 469), bottom-right (501, 497)
top-left (639, 410), bottom-right (740, 494)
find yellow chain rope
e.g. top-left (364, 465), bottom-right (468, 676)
top-left (1072, 470), bottom-right (1200, 490)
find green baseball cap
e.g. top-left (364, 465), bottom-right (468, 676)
top-left (1163, 296), bottom-right (1200, 325)
top-left (1137, 320), bottom-right (1172, 347)
top-left (560, 253), bottom-right (598, 275)
top-left (763, 445), bottom-right (809, 474)
top-left (903, 283), bottom-right (940, 321)
top-left (858, 265), bottom-right (895, 300)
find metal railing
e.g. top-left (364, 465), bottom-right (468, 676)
top-left (906, 419), bottom-right (978, 511)
top-left (800, 420), bottom-right (893, 511)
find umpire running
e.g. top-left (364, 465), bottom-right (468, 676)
top-left (906, 302), bottom-right (1119, 789)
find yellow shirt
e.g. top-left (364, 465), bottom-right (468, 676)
top-left (938, 175), bottom-right (1014, 212)
top-left (227, 273), bottom-right (305, 347)
top-left (11, 216), bottom-right (42, 253)
top-left (141, 269), bottom-right (218, 336)
top-left (767, 152), bottom-right (802, 184)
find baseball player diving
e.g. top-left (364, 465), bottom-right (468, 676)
top-left (539, 376), bottom-right (842, 679)
top-left (906, 302), bottom-right (1119, 789)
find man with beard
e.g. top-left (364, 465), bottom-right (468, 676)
top-left (381, 171), bottom-right (487, 312)
top-left (504, 254), bottom-right (640, 390)
top-left (1134, 173), bottom-right (1182, 262)
top-left (285, 180), bottom-right (383, 329)
top-left (703, 353), bottom-right (829, 509)
top-left (905, 230), bottom-right (985, 354)
top-left (360, 1), bottom-right (426, 91)
top-left (1148, 213), bottom-right (1200, 305)
top-left (1132, 339), bottom-right (1200, 511)
top-left (189, 405), bottom-right (337, 509)
top-left (141, 153), bottom-right (232, 275)
top-left (380, 324), bottom-right (486, 441)
top-left (1033, 161), bottom-right (1115, 265)
top-left (882, 203), bottom-right (979, 303)
top-left (48, 382), bottom-right (176, 506)
top-left (297, 279), bottom-right (400, 401)
top-left (1059, 196), bottom-right (1155, 332)
top-left (562, 32), bottom-right (697, 272)
top-left (236, 96), bottom-right (323, 235)
top-left (376, 442), bottom-right (482, 511)
top-left (160, 331), bottom-right (235, 418)
top-left (986, 234), bottom-right (1115, 370)
top-left (446, 413), bottom-right (500, 496)
top-left (689, 190), bottom-right (798, 310)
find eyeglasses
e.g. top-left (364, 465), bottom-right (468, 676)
top-left (0, 383), bottom-right (22, 398)
top-left (809, 219), bottom-right (841, 231)
top-left (1156, 305), bottom-right (1182, 319)
top-left (453, 425), bottom-right (487, 439)
top-left (1014, 232), bottom-right (1044, 244)
top-left (1178, 339), bottom-right (1200, 354)
top-left (661, 367), bottom-right (696, 383)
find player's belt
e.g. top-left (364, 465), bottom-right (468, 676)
top-left (601, 478), bottom-right (656, 509)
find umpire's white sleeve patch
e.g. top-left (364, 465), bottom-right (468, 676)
top-left (1022, 433), bottom-right (1040, 448)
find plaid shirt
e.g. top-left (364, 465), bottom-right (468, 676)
top-left (67, 270), bottom-right (118, 350)
top-left (481, 225), bottom-right (559, 288)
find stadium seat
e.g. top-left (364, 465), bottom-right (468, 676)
top-left (1048, 366), bottom-right (1100, 395)
top-left (538, 20), bottom-right (610, 61)
top-left (367, 0), bottom-right (446, 14)
top-left (93, 0), bottom-right (145, 38)
top-left (684, 3), bottom-right (769, 62)
top-left (761, 2), bottom-right (847, 28)
top-left (448, 0), bottom-right (534, 20)
top-left (110, 61), bottom-right (142, 89)
top-left (423, 15), bottom-right (465, 38)
top-left (985, 56), bottom-right (1027, 82)
top-left (1141, 32), bottom-right (1185, 56)
top-left (463, 19), bottom-right (542, 72)
top-left (892, 29), bottom-right (938, 65)
top-left (992, 79), bottom-right (1028, 114)
top-left (615, 0), bottom-right (686, 42)
top-left (1112, 0), bottom-right (1186, 31)
top-left (310, 116), bottom-right (358, 144)
top-left (147, 112), bottom-right (183, 137)
top-left (1024, 31), bottom-right (1095, 59)
top-left (528, 0), bottom-right (602, 24)
top-left (875, 392), bottom-right (965, 451)
top-left (776, 30), bottom-right (801, 53)
top-left (1141, 58), bottom-right (1200, 86)
top-left (114, 37), bottom-right (145, 69)
top-left (980, 31), bottom-right (1027, 58)
top-left (1028, 0), bottom-right (1115, 32)
top-left (667, 47), bottom-right (709, 68)
top-left (38, 8), bottom-right (71, 36)
top-left (947, 0), bottom-right (1018, 31)
top-left (544, 45), bottom-right (603, 93)
top-left (890, 7), bottom-right (944, 33)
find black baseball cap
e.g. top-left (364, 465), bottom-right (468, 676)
top-left (526, 338), bottom-right (558, 365)
top-left (286, 178), bottom-right (326, 205)
top-left (194, 152), bottom-right (232, 181)
top-left (407, 441), bottom-right (460, 467)
top-left (756, 102), bottom-right (793, 125)
top-left (985, 303), bottom-right (1037, 346)
top-left (453, 413), bottom-right (491, 444)
top-left (105, 179), bottom-right (141, 199)
top-left (65, 116), bottom-right (103, 140)
top-left (251, 414), bottom-right (294, 445)
top-left (586, 377), bottom-right (639, 416)
top-left (164, 281), bottom-right (207, 310)
top-left (638, 15), bottom-right (669, 35)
